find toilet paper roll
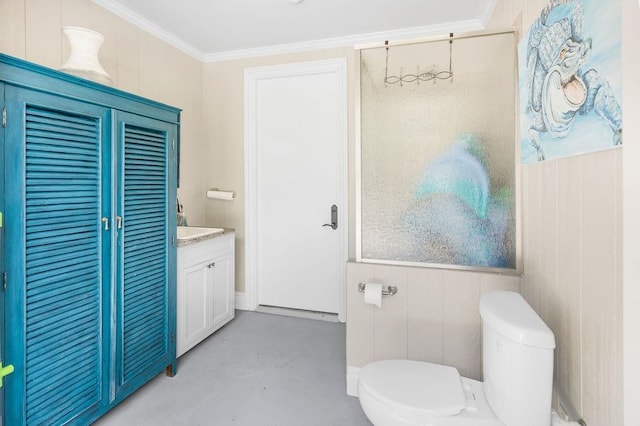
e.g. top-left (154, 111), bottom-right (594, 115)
top-left (363, 283), bottom-right (383, 308)
top-left (206, 190), bottom-right (235, 201)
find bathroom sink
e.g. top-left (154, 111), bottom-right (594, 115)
top-left (177, 226), bottom-right (225, 240)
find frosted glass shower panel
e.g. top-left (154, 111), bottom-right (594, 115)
top-left (360, 33), bottom-right (517, 269)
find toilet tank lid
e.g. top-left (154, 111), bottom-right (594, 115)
top-left (480, 291), bottom-right (556, 349)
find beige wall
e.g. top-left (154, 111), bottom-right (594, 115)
top-left (0, 0), bottom-right (207, 225)
top-left (491, 0), bottom-right (627, 424)
top-left (622, 0), bottom-right (640, 425)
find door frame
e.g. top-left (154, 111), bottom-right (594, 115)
top-left (244, 58), bottom-right (348, 322)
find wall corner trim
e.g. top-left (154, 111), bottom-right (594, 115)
top-left (234, 292), bottom-right (249, 311)
top-left (478, 0), bottom-right (499, 28)
top-left (347, 366), bottom-right (362, 397)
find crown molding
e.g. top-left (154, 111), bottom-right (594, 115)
top-left (93, 0), bottom-right (487, 64)
top-left (92, 0), bottom-right (205, 61)
top-left (203, 19), bottom-right (485, 62)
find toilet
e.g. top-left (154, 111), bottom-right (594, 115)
top-left (358, 291), bottom-right (556, 426)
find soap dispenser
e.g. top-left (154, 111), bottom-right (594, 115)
top-left (177, 196), bottom-right (188, 226)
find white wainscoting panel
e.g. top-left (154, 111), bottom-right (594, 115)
top-left (346, 261), bottom-right (521, 385)
top-left (521, 148), bottom-right (623, 426)
top-left (580, 151), bottom-right (621, 425)
top-left (407, 268), bottom-right (444, 364)
top-left (346, 263), bottom-right (375, 367)
top-left (442, 271), bottom-right (481, 380)
top-left (555, 156), bottom-right (582, 410)
top-left (370, 264), bottom-right (408, 361)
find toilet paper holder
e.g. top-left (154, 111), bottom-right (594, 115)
top-left (358, 283), bottom-right (398, 296)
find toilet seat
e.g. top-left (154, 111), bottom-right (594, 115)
top-left (358, 360), bottom-right (504, 426)
top-left (359, 360), bottom-right (466, 417)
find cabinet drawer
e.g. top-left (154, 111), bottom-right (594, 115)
top-left (178, 233), bottom-right (234, 267)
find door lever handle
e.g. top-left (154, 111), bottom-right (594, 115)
top-left (322, 204), bottom-right (338, 230)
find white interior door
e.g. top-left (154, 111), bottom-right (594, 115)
top-left (245, 59), bottom-right (347, 317)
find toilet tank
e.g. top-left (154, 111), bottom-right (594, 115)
top-left (480, 291), bottom-right (555, 426)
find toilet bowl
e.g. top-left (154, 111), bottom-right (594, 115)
top-left (358, 360), bottom-right (504, 426)
top-left (357, 291), bottom-right (556, 426)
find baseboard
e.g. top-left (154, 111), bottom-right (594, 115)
top-left (347, 366), bottom-right (361, 397)
top-left (235, 292), bottom-right (249, 311)
top-left (256, 305), bottom-right (339, 322)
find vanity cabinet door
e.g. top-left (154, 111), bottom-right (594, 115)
top-left (177, 257), bottom-right (214, 356)
top-left (210, 245), bottom-right (234, 331)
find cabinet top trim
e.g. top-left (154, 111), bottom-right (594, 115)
top-left (0, 53), bottom-right (181, 123)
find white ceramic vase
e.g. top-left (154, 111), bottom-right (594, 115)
top-left (59, 26), bottom-right (113, 86)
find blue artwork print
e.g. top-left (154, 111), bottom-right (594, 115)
top-left (404, 134), bottom-right (513, 268)
top-left (519, 0), bottom-right (622, 164)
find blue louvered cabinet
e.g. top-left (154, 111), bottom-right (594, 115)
top-left (0, 54), bottom-right (179, 425)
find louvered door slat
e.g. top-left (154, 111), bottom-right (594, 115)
top-left (123, 214), bottom-right (166, 226)
top-left (24, 307), bottom-right (97, 343)
top-left (26, 231), bottom-right (96, 250)
top-left (123, 251), bottom-right (164, 269)
top-left (124, 271), bottom-right (166, 295)
top-left (23, 104), bottom-right (104, 425)
top-left (27, 147), bottom-right (98, 161)
top-left (27, 243), bottom-right (97, 269)
top-left (123, 232), bottom-right (164, 249)
top-left (28, 215), bottom-right (97, 232)
top-left (26, 128), bottom-right (98, 144)
top-left (27, 257), bottom-right (97, 279)
top-left (121, 122), bottom-right (168, 384)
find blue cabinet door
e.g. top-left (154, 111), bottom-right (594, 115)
top-left (3, 87), bottom-right (113, 425)
top-left (113, 111), bottom-right (177, 402)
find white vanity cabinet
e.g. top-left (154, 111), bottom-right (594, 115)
top-left (177, 231), bottom-right (235, 357)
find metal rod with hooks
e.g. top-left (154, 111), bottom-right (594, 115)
top-left (383, 32), bottom-right (454, 86)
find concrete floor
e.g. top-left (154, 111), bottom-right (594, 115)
top-left (95, 311), bottom-right (371, 426)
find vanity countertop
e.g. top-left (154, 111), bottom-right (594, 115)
top-left (177, 226), bottom-right (235, 247)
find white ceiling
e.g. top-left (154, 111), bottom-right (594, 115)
top-left (92, 0), bottom-right (497, 62)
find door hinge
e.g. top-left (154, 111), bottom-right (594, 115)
top-left (171, 332), bottom-right (175, 343)
top-left (2, 107), bottom-right (6, 128)
top-left (3, 271), bottom-right (6, 292)
top-left (172, 138), bottom-right (175, 151)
